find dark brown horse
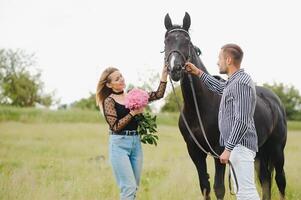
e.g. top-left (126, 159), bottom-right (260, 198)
top-left (164, 12), bottom-right (287, 200)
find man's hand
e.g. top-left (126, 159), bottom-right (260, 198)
top-left (185, 62), bottom-right (203, 76)
top-left (220, 149), bottom-right (231, 164)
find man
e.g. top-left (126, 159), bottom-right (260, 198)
top-left (185, 43), bottom-right (260, 199)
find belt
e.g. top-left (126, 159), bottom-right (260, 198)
top-left (110, 130), bottom-right (138, 136)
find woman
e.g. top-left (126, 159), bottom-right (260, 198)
top-left (96, 65), bottom-right (168, 200)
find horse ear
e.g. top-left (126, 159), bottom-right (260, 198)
top-left (164, 13), bottom-right (173, 30)
top-left (182, 12), bottom-right (191, 31)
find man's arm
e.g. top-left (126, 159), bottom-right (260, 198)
top-left (200, 73), bottom-right (225, 95)
top-left (185, 62), bottom-right (225, 95)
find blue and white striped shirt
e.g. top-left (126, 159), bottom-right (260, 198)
top-left (200, 69), bottom-right (258, 152)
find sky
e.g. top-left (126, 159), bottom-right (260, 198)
top-left (1, 0), bottom-right (300, 107)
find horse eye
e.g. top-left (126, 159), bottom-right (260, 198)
top-left (179, 34), bottom-right (189, 40)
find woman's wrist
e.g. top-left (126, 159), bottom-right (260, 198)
top-left (161, 65), bottom-right (168, 81)
top-left (160, 76), bottom-right (168, 82)
top-left (129, 111), bottom-right (135, 116)
top-left (161, 73), bottom-right (168, 82)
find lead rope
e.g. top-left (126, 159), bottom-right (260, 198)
top-left (168, 72), bottom-right (239, 196)
top-left (187, 73), bottom-right (239, 196)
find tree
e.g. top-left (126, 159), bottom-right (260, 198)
top-left (263, 82), bottom-right (301, 120)
top-left (71, 93), bottom-right (98, 110)
top-left (161, 85), bottom-right (183, 112)
top-left (137, 69), bottom-right (161, 112)
top-left (70, 69), bottom-right (162, 111)
top-left (162, 82), bottom-right (301, 120)
top-left (0, 49), bottom-right (55, 107)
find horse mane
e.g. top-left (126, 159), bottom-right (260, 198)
top-left (189, 43), bottom-right (209, 74)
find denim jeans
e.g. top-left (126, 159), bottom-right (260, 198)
top-left (229, 144), bottom-right (260, 200)
top-left (109, 134), bottom-right (143, 200)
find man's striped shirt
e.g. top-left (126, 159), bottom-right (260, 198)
top-left (200, 69), bottom-right (258, 152)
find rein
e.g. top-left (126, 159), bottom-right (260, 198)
top-left (165, 28), bottom-right (239, 195)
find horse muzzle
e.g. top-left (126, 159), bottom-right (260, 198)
top-left (166, 52), bottom-right (186, 81)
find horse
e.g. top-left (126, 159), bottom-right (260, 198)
top-left (163, 12), bottom-right (287, 200)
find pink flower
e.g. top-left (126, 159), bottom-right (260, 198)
top-left (125, 88), bottom-right (149, 110)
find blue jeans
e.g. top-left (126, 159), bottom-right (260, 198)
top-left (109, 134), bottom-right (143, 200)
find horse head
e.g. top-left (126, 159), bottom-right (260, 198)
top-left (164, 12), bottom-right (192, 81)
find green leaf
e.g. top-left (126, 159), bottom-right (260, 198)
top-left (136, 112), bottom-right (159, 146)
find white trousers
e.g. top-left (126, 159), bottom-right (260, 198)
top-left (229, 145), bottom-right (260, 200)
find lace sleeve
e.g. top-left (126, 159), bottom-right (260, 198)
top-left (148, 81), bottom-right (167, 102)
top-left (103, 97), bottom-right (133, 132)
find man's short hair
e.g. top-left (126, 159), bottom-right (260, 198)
top-left (221, 44), bottom-right (244, 66)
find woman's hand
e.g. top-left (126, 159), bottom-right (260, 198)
top-left (130, 107), bottom-right (144, 116)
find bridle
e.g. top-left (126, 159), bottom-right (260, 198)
top-left (165, 28), bottom-right (219, 157)
top-left (164, 28), bottom-right (192, 72)
top-left (164, 28), bottom-right (239, 196)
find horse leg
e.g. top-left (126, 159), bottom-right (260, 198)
top-left (257, 147), bottom-right (272, 200)
top-left (187, 144), bottom-right (211, 200)
top-left (271, 146), bottom-right (286, 200)
top-left (214, 158), bottom-right (226, 200)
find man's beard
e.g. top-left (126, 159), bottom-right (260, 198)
top-left (219, 68), bottom-right (227, 74)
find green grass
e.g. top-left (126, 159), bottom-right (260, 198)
top-left (0, 106), bottom-right (104, 123)
top-left (287, 121), bottom-right (301, 131)
top-left (1, 106), bottom-right (300, 131)
top-left (0, 106), bottom-right (179, 126)
top-left (0, 122), bottom-right (301, 199)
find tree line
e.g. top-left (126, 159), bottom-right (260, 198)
top-left (0, 49), bottom-right (55, 107)
top-left (1, 49), bottom-right (301, 120)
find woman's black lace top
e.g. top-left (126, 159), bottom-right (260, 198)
top-left (103, 81), bottom-right (167, 132)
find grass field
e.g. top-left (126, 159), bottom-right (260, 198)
top-left (1, 121), bottom-right (301, 200)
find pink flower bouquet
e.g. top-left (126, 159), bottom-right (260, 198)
top-left (125, 88), bottom-right (149, 110)
top-left (125, 88), bottom-right (159, 146)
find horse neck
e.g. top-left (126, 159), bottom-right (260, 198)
top-left (180, 50), bottom-right (212, 110)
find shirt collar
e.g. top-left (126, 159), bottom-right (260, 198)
top-left (227, 68), bottom-right (244, 83)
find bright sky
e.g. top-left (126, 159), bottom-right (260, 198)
top-left (1, 0), bottom-right (300, 106)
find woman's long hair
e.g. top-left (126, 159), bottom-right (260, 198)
top-left (96, 67), bottom-right (119, 107)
